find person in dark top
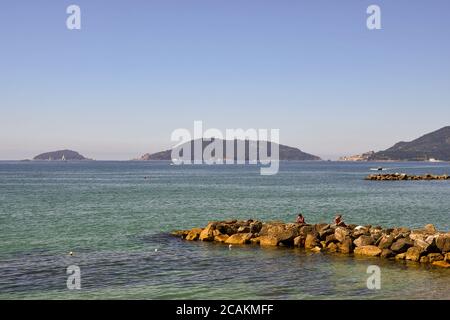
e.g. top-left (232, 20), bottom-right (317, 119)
top-left (296, 214), bottom-right (306, 224)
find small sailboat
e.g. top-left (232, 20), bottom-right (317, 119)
top-left (62, 154), bottom-right (67, 162)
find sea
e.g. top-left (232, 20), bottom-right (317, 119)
top-left (0, 161), bottom-right (449, 299)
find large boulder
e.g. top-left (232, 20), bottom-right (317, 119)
top-left (237, 226), bottom-right (251, 233)
top-left (298, 225), bottom-right (317, 237)
top-left (369, 230), bottom-right (383, 242)
top-left (259, 223), bottom-right (299, 244)
top-left (294, 235), bottom-right (305, 247)
top-left (278, 223), bottom-right (301, 243)
top-left (319, 227), bottom-right (334, 239)
top-left (326, 242), bottom-right (338, 253)
top-left (395, 253), bottom-right (406, 260)
top-left (369, 226), bottom-right (383, 233)
top-left (216, 223), bottom-right (238, 236)
top-left (390, 238), bottom-right (414, 253)
top-left (199, 223), bottom-right (216, 241)
top-left (305, 234), bottom-right (320, 249)
top-left (185, 228), bottom-right (203, 241)
top-left (432, 261), bottom-right (450, 268)
top-left (325, 234), bottom-right (338, 245)
top-left (335, 227), bottom-right (351, 243)
top-left (410, 228), bottom-right (438, 242)
top-left (354, 245), bottom-right (382, 257)
top-left (405, 247), bottom-right (423, 262)
top-left (409, 231), bottom-right (426, 242)
top-left (381, 249), bottom-right (395, 258)
top-left (392, 227), bottom-right (411, 239)
top-left (378, 234), bottom-right (395, 249)
top-left (214, 234), bottom-right (230, 243)
top-left (235, 220), bottom-right (252, 227)
top-left (397, 227), bottom-right (411, 234)
top-left (258, 223), bottom-right (279, 236)
top-left (315, 223), bottom-right (330, 233)
top-left (225, 233), bottom-right (253, 245)
top-left (352, 227), bottom-right (370, 238)
top-left (249, 221), bottom-right (263, 233)
top-left (414, 239), bottom-right (436, 253)
top-left (337, 238), bottom-right (354, 254)
top-left (259, 235), bottom-right (279, 246)
top-left (435, 235), bottom-right (450, 253)
top-left (425, 235), bottom-right (437, 245)
top-left (427, 253), bottom-right (444, 263)
top-left (423, 224), bottom-right (437, 233)
top-left (353, 235), bottom-right (375, 247)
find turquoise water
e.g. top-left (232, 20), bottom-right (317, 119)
top-left (0, 161), bottom-right (449, 299)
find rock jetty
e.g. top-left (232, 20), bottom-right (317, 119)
top-left (365, 173), bottom-right (449, 181)
top-left (172, 220), bottom-right (450, 268)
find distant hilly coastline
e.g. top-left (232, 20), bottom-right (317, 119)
top-left (369, 126), bottom-right (450, 161)
top-left (24, 126), bottom-right (450, 162)
top-left (33, 150), bottom-right (91, 161)
top-left (137, 139), bottom-right (321, 161)
top-left (338, 126), bottom-right (450, 162)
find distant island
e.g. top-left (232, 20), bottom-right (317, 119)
top-left (33, 150), bottom-right (91, 161)
top-left (137, 139), bottom-right (321, 161)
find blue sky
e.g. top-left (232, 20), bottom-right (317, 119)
top-left (1, 0), bottom-right (449, 160)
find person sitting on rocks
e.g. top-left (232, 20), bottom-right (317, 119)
top-left (296, 214), bottom-right (306, 224)
top-left (334, 214), bottom-right (347, 227)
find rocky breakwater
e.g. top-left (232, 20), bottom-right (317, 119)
top-left (172, 220), bottom-right (450, 268)
top-left (365, 173), bottom-right (449, 181)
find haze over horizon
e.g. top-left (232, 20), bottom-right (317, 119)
top-left (1, 1), bottom-right (450, 160)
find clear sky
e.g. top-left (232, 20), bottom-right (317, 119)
top-left (1, 0), bottom-right (449, 160)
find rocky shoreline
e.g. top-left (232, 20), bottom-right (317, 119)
top-left (172, 220), bottom-right (450, 268)
top-left (365, 173), bottom-right (449, 181)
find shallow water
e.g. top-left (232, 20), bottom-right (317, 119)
top-left (0, 161), bottom-right (449, 299)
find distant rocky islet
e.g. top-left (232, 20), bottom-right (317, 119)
top-left (32, 150), bottom-right (91, 161)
